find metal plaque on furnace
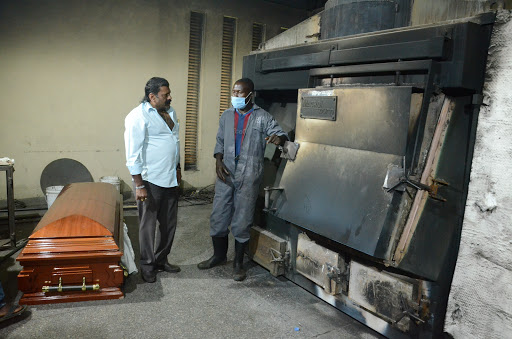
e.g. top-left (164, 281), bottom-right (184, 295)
top-left (300, 96), bottom-right (337, 121)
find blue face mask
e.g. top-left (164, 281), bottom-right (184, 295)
top-left (231, 92), bottom-right (252, 110)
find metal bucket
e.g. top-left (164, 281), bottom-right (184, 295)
top-left (45, 185), bottom-right (64, 209)
top-left (99, 176), bottom-right (121, 192)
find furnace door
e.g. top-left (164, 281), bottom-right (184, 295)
top-left (272, 86), bottom-right (413, 258)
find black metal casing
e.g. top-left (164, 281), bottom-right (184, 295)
top-left (243, 12), bottom-right (494, 338)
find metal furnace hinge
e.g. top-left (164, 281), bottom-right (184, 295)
top-left (269, 248), bottom-right (290, 271)
top-left (264, 186), bottom-right (284, 212)
top-left (326, 261), bottom-right (350, 293)
top-left (392, 294), bottom-right (427, 326)
top-left (383, 164), bottom-right (449, 202)
top-left (269, 247), bottom-right (288, 263)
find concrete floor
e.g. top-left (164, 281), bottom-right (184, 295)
top-left (0, 203), bottom-right (383, 339)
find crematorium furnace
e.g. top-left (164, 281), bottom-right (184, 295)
top-left (245, 7), bottom-right (495, 338)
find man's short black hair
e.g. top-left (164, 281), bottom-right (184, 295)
top-left (235, 78), bottom-right (254, 93)
top-left (142, 77), bottom-right (169, 103)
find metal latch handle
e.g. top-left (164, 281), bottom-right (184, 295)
top-left (269, 248), bottom-right (284, 263)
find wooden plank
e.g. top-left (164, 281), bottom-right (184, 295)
top-left (248, 226), bottom-right (287, 276)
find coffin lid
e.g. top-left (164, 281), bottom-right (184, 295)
top-left (30, 182), bottom-right (120, 239)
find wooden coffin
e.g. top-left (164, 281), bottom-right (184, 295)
top-left (17, 182), bottom-right (124, 305)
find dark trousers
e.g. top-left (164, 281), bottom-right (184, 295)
top-left (136, 181), bottom-right (178, 272)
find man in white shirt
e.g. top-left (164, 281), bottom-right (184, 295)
top-left (124, 77), bottom-right (181, 283)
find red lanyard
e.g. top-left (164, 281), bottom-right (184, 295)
top-left (234, 109), bottom-right (253, 145)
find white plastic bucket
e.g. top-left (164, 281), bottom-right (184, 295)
top-left (100, 176), bottom-right (121, 192)
top-left (46, 185), bottom-right (64, 209)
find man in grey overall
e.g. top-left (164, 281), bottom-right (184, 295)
top-left (198, 78), bottom-right (287, 281)
top-left (124, 77), bottom-right (181, 283)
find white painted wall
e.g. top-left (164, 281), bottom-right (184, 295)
top-left (445, 10), bottom-right (512, 338)
top-left (0, 0), bottom-right (306, 202)
top-left (411, 0), bottom-right (492, 25)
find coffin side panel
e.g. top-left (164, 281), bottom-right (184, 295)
top-left (18, 259), bottom-right (124, 305)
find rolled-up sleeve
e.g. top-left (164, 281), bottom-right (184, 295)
top-left (124, 111), bottom-right (146, 175)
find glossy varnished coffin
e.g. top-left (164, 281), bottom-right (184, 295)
top-left (17, 183), bottom-right (124, 305)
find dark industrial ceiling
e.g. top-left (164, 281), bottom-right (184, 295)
top-left (262, 0), bottom-right (328, 11)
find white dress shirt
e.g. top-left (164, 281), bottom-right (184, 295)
top-left (124, 102), bottom-right (180, 188)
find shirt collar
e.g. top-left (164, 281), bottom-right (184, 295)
top-left (143, 101), bottom-right (172, 114)
top-left (235, 107), bottom-right (255, 117)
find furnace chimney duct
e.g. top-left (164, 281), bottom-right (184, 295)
top-left (320, 0), bottom-right (411, 39)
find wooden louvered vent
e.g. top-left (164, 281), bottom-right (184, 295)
top-left (252, 23), bottom-right (265, 51)
top-left (184, 11), bottom-right (205, 171)
top-left (219, 17), bottom-right (237, 117)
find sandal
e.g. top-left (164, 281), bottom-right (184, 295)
top-left (0, 304), bottom-right (27, 323)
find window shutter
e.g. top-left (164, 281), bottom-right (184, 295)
top-left (252, 23), bottom-right (265, 51)
top-left (219, 16), bottom-right (237, 117)
top-left (184, 11), bottom-right (205, 171)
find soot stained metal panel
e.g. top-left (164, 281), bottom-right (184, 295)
top-left (348, 261), bottom-right (415, 331)
top-left (296, 87), bottom-right (412, 155)
top-left (272, 87), bottom-right (412, 257)
top-left (273, 142), bottom-right (402, 257)
top-left (261, 51), bottom-right (330, 72)
top-left (296, 233), bottom-right (344, 295)
top-left (329, 37), bottom-right (447, 65)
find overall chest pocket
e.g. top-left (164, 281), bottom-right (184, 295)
top-left (251, 116), bottom-right (265, 133)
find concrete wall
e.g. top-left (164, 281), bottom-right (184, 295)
top-left (261, 14), bottom-right (321, 50)
top-left (445, 10), bottom-right (512, 338)
top-left (0, 0), bottom-right (306, 201)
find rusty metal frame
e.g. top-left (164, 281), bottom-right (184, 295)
top-left (392, 97), bottom-right (455, 264)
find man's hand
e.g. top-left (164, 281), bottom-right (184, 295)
top-left (216, 157), bottom-right (230, 182)
top-left (136, 187), bottom-right (148, 202)
top-left (132, 174), bottom-right (148, 202)
top-left (265, 134), bottom-right (286, 146)
top-left (177, 168), bottom-right (182, 185)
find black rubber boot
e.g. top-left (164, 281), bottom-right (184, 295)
top-left (197, 236), bottom-right (228, 269)
top-left (233, 240), bottom-right (247, 281)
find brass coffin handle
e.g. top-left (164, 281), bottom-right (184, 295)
top-left (42, 277), bottom-right (100, 293)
